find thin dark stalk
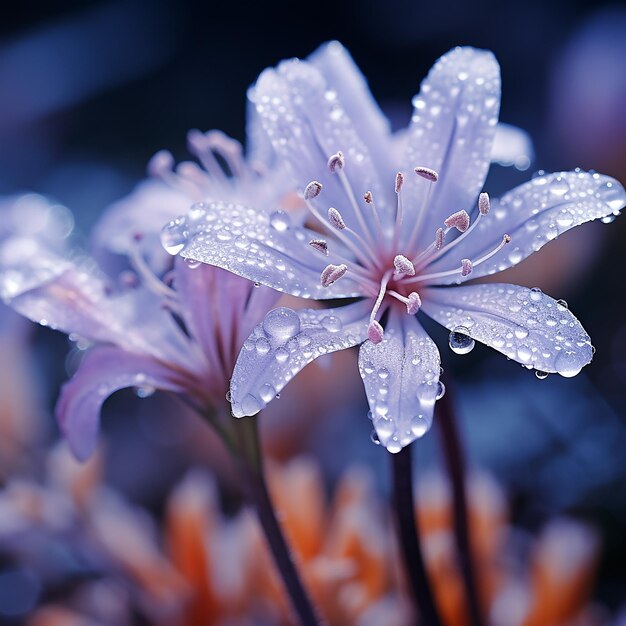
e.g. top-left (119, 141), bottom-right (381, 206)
top-left (437, 385), bottom-right (484, 626)
top-left (235, 417), bottom-right (321, 626)
top-left (390, 445), bottom-right (443, 626)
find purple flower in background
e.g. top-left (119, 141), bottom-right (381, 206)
top-left (0, 133), bottom-right (286, 460)
top-left (170, 42), bottom-right (626, 453)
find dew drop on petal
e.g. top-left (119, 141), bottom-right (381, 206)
top-left (269, 210), bottom-right (291, 232)
top-left (259, 383), bottom-right (276, 402)
top-left (241, 394), bottom-right (262, 415)
top-left (135, 385), bottom-right (155, 398)
top-left (535, 370), bottom-right (549, 380)
top-left (449, 326), bottom-right (475, 355)
top-left (554, 350), bottom-right (583, 378)
top-left (321, 315), bottom-right (342, 333)
top-left (370, 430), bottom-right (381, 445)
top-left (386, 438), bottom-right (402, 454)
top-left (161, 220), bottom-right (188, 255)
top-left (436, 381), bottom-right (446, 400)
top-left (262, 307), bottom-right (301, 343)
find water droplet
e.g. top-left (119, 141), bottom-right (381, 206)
top-left (135, 385), bottom-right (155, 398)
top-left (436, 381), bottom-right (446, 400)
top-left (600, 181), bottom-right (625, 212)
top-left (557, 299), bottom-right (568, 309)
top-left (269, 210), bottom-right (291, 232)
top-left (161, 220), bottom-right (188, 255)
top-left (386, 438), bottom-right (402, 454)
top-left (378, 368), bottom-right (389, 380)
top-left (370, 430), bottom-right (381, 445)
top-left (241, 394), bottom-right (262, 415)
top-left (188, 202), bottom-right (207, 222)
top-left (514, 326), bottom-right (529, 339)
top-left (225, 390), bottom-right (232, 402)
top-left (556, 210), bottom-right (574, 228)
top-left (321, 315), bottom-right (342, 333)
top-left (449, 326), bottom-right (475, 355)
top-left (601, 215), bottom-right (616, 224)
top-left (255, 337), bottom-right (271, 355)
top-left (184, 258), bottom-right (201, 269)
top-left (410, 416), bottom-right (429, 437)
top-left (259, 383), bottom-right (276, 402)
top-left (274, 347), bottom-right (289, 363)
top-left (535, 370), bottom-right (549, 380)
top-left (554, 350), bottom-right (582, 378)
top-left (263, 307), bottom-right (301, 343)
top-left (529, 287), bottom-right (543, 302)
top-left (549, 177), bottom-right (570, 197)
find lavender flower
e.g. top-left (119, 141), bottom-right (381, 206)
top-left (169, 42), bottom-right (626, 454)
top-left (0, 133), bottom-right (287, 460)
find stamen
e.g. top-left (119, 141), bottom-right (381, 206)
top-left (444, 210), bottom-right (470, 233)
top-left (148, 150), bottom-right (175, 178)
top-left (478, 192), bottom-right (490, 215)
top-left (328, 207), bottom-right (346, 230)
top-left (388, 290), bottom-right (422, 315)
top-left (128, 234), bottom-right (178, 301)
top-left (393, 254), bottom-right (416, 276)
top-left (320, 263), bottom-right (348, 287)
top-left (309, 239), bottom-right (329, 256)
top-left (364, 190), bottom-right (385, 248)
top-left (327, 151), bottom-right (345, 173)
top-left (369, 270), bottom-right (393, 328)
top-left (368, 320), bottom-right (384, 344)
top-left (435, 228), bottom-right (445, 249)
top-left (304, 180), bottom-right (323, 200)
top-left (414, 166), bottom-right (439, 182)
top-left (407, 235), bottom-right (511, 284)
top-left (395, 172), bottom-right (405, 193)
top-left (404, 166), bottom-right (439, 253)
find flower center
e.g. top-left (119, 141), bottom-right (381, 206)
top-left (304, 152), bottom-right (511, 343)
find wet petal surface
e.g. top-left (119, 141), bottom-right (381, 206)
top-left (230, 302), bottom-right (370, 417)
top-left (422, 283), bottom-right (593, 376)
top-left (358, 312), bottom-right (441, 453)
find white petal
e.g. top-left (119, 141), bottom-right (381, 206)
top-left (230, 302), bottom-right (370, 417)
top-left (309, 41), bottom-right (395, 189)
top-left (425, 171), bottom-right (626, 282)
top-left (177, 200), bottom-right (365, 299)
top-left (401, 47), bottom-right (501, 250)
top-left (249, 58), bottom-right (394, 238)
top-left (490, 123), bottom-right (534, 170)
top-left (422, 283), bottom-right (593, 376)
top-left (358, 312), bottom-right (441, 453)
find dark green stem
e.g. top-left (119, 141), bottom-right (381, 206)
top-left (390, 444), bottom-right (443, 626)
top-left (234, 417), bottom-right (321, 626)
top-left (437, 385), bottom-right (484, 626)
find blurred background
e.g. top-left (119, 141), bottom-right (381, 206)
top-left (0, 0), bottom-right (625, 624)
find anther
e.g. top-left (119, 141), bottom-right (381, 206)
top-left (444, 210), bottom-right (470, 232)
top-left (435, 227), bottom-right (445, 250)
top-left (395, 172), bottom-right (405, 193)
top-left (406, 292), bottom-right (422, 315)
top-left (363, 191), bottom-right (373, 204)
top-left (393, 254), bottom-right (416, 276)
top-left (328, 151), bottom-right (345, 173)
top-left (478, 192), bottom-right (490, 215)
top-left (414, 166), bottom-right (439, 182)
top-left (461, 259), bottom-right (473, 276)
top-left (503, 234), bottom-right (512, 243)
top-left (309, 239), bottom-right (329, 256)
top-left (148, 150), bottom-right (175, 178)
top-left (368, 320), bottom-right (384, 344)
top-left (320, 263), bottom-right (348, 287)
top-left (328, 207), bottom-right (346, 230)
top-left (304, 180), bottom-right (323, 200)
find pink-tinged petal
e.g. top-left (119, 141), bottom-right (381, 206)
top-left (358, 312), bottom-right (441, 453)
top-left (426, 171), bottom-right (626, 283)
top-left (230, 302), bottom-right (370, 417)
top-left (249, 58), bottom-right (395, 238)
top-left (0, 238), bottom-right (197, 368)
top-left (56, 346), bottom-right (188, 460)
top-left (176, 201), bottom-right (366, 299)
top-left (92, 180), bottom-right (192, 262)
top-left (401, 47), bottom-right (501, 250)
top-left (422, 283), bottom-right (593, 376)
